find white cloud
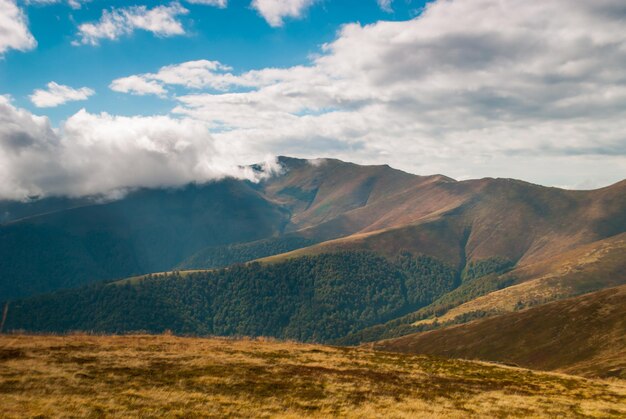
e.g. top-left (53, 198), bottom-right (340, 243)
top-left (0, 97), bottom-right (279, 200)
top-left (170, 0), bottom-right (626, 188)
top-left (110, 60), bottom-right (242, 95)
top-left (26, 0), bottom-right (91, 9)
top-left (251, 0), bottom-right (316, 27)
top-left (377, 0), bottom-right (392, 13)
top-left (185, 0), bottom-right (227, 7)
top-left (30, 82), bottom-right (95, 108)
top-left (74, 2), bottom-right (189, 46)
top-left (67, 0), bottom-right (88, 8)
top-left (109, 75), bottom-right (167, 96)
top-left (0, 0), bottom-right (36, 55)
top-left (148, 60), bottom-right (235, 89)
top-left (4, 0), bottom-right (626, 197)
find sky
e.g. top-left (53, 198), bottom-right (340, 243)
top-left (0, 0), bottom-right (625, 200)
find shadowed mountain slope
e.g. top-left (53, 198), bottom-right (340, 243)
top-left (372, 284), bottom-right (626, 379)
top-left (0, 180), bottom-right (288, 300)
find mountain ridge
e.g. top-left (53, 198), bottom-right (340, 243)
top-left (1, 157), bottom-right (624, 354)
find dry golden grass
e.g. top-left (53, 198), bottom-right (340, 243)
top-left (1, 334), bottom-right (625, 418)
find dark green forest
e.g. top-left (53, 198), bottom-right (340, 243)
top-left (336, 257), bottom-right (518, 344)
top-left (3, 251), bottom-right (457, 343)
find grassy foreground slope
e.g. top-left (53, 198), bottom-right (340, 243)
top-left (1, 334), bottom-right (625, 418)
top-left (373, 285), bottom-right (626, 379)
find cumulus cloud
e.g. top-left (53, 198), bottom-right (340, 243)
top-left (30, 82), bottom-right (95, 108)
top-left (0, 0), bottom-right (36, 55)
top-left (0, 97), bottom-right (279, 200)
top-left (74, 2), bottom-right (189, 46)
top-left (4, 0), bottom-right (626, 197)
top-left (109, 75), bottom-right (167, 96)
top-left (110, 60), bottom-right (241, 95)
top-left (165, 0), bottom-right (626, 188)
top-left (251, 0), bottom-right (317, 27)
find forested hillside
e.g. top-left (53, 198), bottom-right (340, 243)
top-left (338, 233), bottom-right (626, 345)
top-left (3, 251), bottom-right (457, 342)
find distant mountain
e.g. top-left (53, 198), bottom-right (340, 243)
top-left (371, 284), bottom-right (626, 379)
top-left (0, 180), bottom-right (288, 299)
top-left (1, 157), bottom-right (624, 347)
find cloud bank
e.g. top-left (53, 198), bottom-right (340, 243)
top-left (168, 0), bottom-right (626, 188)
top-left (2, 0), bottom-right (626, 200)
top-left (0, 97), bottom-right (279, 200)
top-left (0, 0), bottom-right (36, 55)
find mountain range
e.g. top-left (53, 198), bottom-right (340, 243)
top-left (1, 156), bottom-right (625, 377)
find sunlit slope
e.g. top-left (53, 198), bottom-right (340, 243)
top-left (373, 284), bottom-right (626, 379)
top-left (260, 168), bottom-right (626, 269)
top-left (1, 334), bottom-right (624, 418)
top-left (338, 233), bottom-right (626, 344)
top-left (411, 233), bottom-right (626, 328)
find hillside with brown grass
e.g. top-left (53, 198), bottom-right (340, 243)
top-left (335, 232), bottom-right (626, 345)
top-left (259, 159), bottom-right (626, 271)
top-left (1, 334), bottom-right (625, 418)
top-left (372, 284), bottom-right (626, 379)
top-left (411, 233), bottom-right (626, 326)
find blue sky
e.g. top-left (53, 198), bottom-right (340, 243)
top-left (2, 0), bottom-right (427, 123)
top-left (0, 0), bottom-right (625, 199)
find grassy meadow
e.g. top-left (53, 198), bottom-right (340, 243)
top-left (1, 334), bottom-right (625, 418)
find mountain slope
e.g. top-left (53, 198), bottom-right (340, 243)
top-left (338, 232), bottom-right (626, 344)
top-left (2, 251), bottom-right (458, 342)
top-left (372, 284), bottom-right (626, 378)
top-left (0, 180), bottom-right (288, 300)
top-left (261, 175), bottom-right (626, 268)
top-left (1, 156), bottom-right (624, 306)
